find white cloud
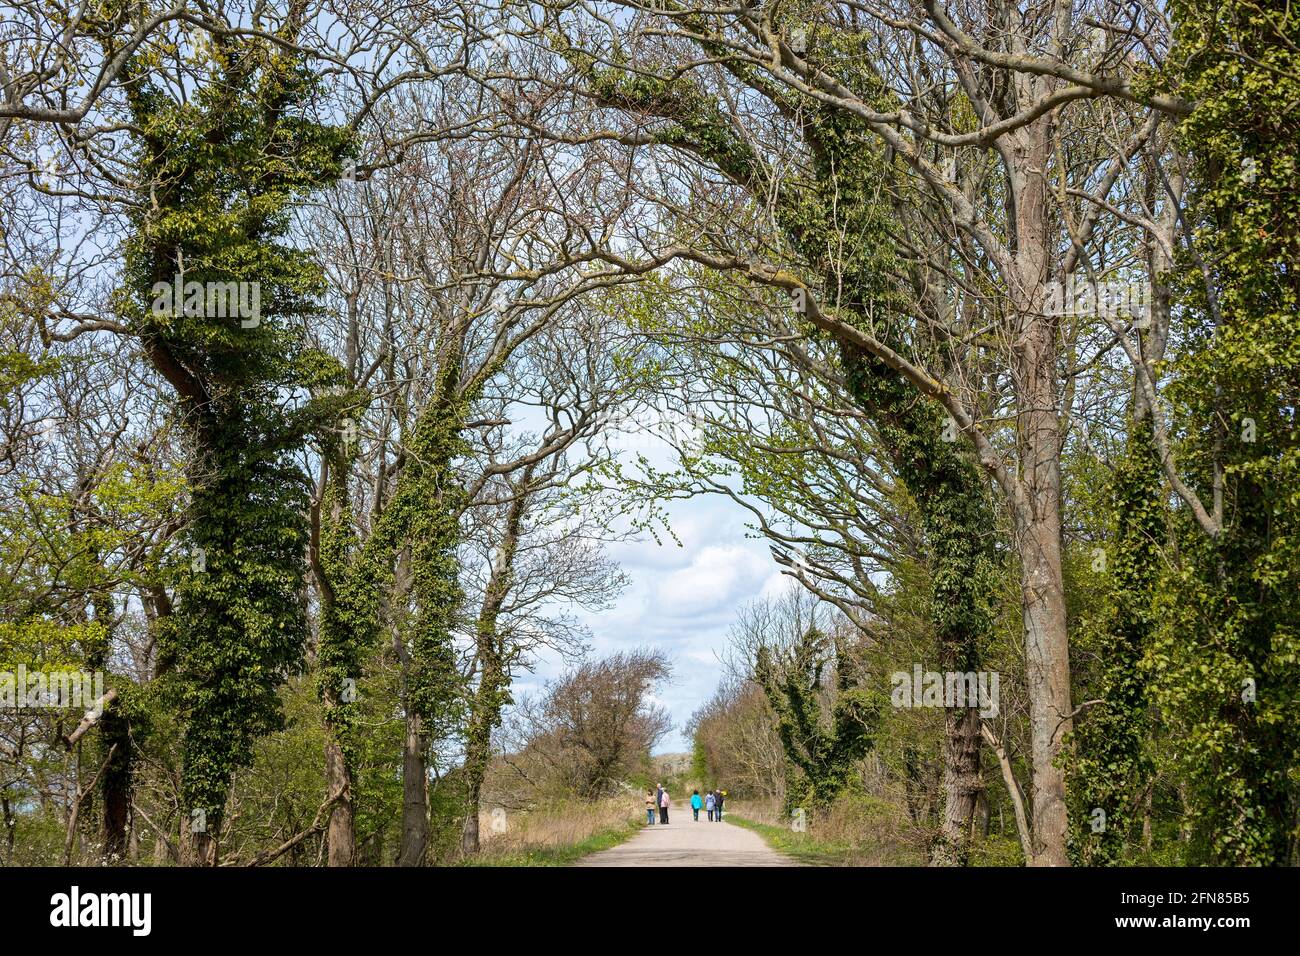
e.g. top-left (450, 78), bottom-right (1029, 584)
top-left (758, 569), bottom-right (793, 601)
top-left (527, 495), bottom-right (781, 752)
top-left (650, 544), bottom-right (771, 619)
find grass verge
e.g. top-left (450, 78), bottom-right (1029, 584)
top-left (725, 812), bottom-right (860, 866)
top-left (460, 796), bottom-right (644, 866)
top-left (462, 820), bottom-right (641, 867)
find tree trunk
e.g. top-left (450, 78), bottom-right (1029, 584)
top-left (460, 673), bottom-right (497, 856)
top-left (1007, 114), bottom-right (1073, 867)
top-left (840, 347), bottom-right (998, 866)
top-left (85, 586), bottom-right (132, 862)
top-left (397, 708), bottom-right (428, 867)
top-left (932, 704), bottom-right (983, 865)
top-left (197, 833), bottom-right (217, 865)
top-left (187, 823), bottom-right (217, 866)
top-left (460, 474), bottom-right (530, 856)
top-left (902, 746), bottom-right (925, 824)
top-left (2, 794), bottom-right (15, 864)
top-left (312, 456), bottom-right (366, 869)
top-left (98, 707), bottom-right (132, 861)
top-left (1013, 317), bottom-right (1072, 867)
top-left (324, 736), bottom-right (355, 866)
top-left (461, 785), bottom-right (481, 857)
top-left (1014, 324), bottom-right (1072, 866)
top-left (1141, 784), bottom-right (1154, 852)
top-left (973, 785), bottom-right (990, 840)
top-left (1016, 505), bottom-right (1072, 866)
top-left (981, 722), bottom-right (1034, 862)
top-left (388, 545), bottom-right (428, 867)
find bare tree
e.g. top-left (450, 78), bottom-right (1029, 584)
top-left (507, 649), bottom-right (672, 798)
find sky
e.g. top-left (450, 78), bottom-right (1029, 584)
top-left (512, 487), bottom-right (792, 754)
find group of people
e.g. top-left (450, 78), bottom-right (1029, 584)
top-left (644, 784), bottom-right (726, 825)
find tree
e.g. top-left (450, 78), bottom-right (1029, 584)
top-left (540, 7), bottom-right (1007, 864)
top-left (736, 589), bottom-right (882, 813)
top-left (457, 318), bottom-right (632, 854)
top-left (510, 649), bottom-right (672, 798)
top-left (1142, 0), bottom-right (1300, 865)
top-left (115, 15), bottom-right (351, 863)
top-left (539, 0), bottom-right (1184, 864)
top-left (305, 75), bottom-right (654, 862)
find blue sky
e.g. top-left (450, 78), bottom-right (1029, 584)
top-left (515, 491), bottom-right (790, 753)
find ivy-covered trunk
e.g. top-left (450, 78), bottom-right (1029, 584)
top-left (97, 706), bottom-right (133, 860)
top-left (776, 104), bottom-right (999, 864)
top-left (167, 414), bottom-right (314, 865)
top-left (1153, 0), bottom-right (1300, 865)
top-left (393, 366), bottom-right (470, 865)
top-left (118, 27), bottom-right (350, 864)
top-left (314, 416), bottom-right (383, 867)
top-left (461, 473), bottom-right (529, 856)
top-left (460, 654), bottom-right (505, 857)
top-left (1069, 420), bottom-right (1162, 864)
top-left (842, 348), bottom-right (995, 865)
top-left (85, 569), bottom-right (133, 861)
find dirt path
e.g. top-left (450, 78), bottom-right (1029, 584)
top-left (575, 813), bottom-right (795, 867)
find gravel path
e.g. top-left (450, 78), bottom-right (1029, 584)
top-left (575, 814), bottom-right (795, 867)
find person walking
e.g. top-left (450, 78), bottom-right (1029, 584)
top-left (659, 787), bottom-right (670, 824)
top-left (690, 789), bottom-right (702, 821)
top-left (715, 789), bottom-right (725, 821)
top-left (644, 789), bottom-right (657, 826)
top-left (705, 789), bottom-right (716, 822)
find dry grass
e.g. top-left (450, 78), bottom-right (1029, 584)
top-left (467, 795), bottom-right (642, 866)
top-left (728, 794), bottom-right (927, 866)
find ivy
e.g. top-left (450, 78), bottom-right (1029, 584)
top-left (1068, 420), bottom-right (1163, 864)
top-left (568, 30), bottom-right (1001, 852)
top-left (1149, 0), bottom-right (1300, 865)
top-left (117, 34), bottom-right (353, 853)
top-left (754, 625), bottom-right (883, 813)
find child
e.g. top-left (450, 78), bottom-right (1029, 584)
top-left (690, 789), bottom-right (702, 821)
top-left (705, 790), bottom-right (716, 821)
